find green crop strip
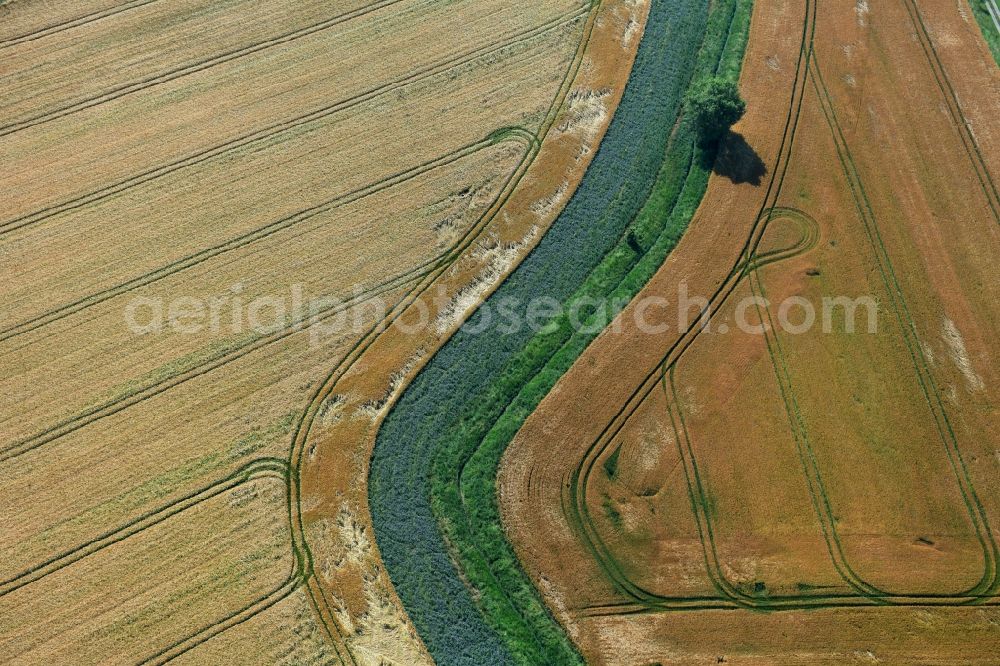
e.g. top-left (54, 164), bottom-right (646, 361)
top-left (968, 0), bottom-right (1000, 65)
top-left (426, 0), bottom-right (753, 662)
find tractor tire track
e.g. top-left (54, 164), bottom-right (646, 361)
top-left (0, 6), bottom-right (586, 664)
top-left (137, 572), bottom-right (304, 666)
top-left (570, 0), bottom-right (1000, 614)
top-left (0, 457), bottom-right (315, 663)
top-left (563, 0), bottom-right (817, 612)
top-left (899, 0), bottom-right (1000, 225)
top-left (807, 55), bottom-right (999, 598)
top-left (666, 366), bottom-right (878, 609)
top-left (659, 209), bottom-right (892, 609)
top-left (589, 51), bottom-right (1000, 609)
top-left (0, 8), bottom-right (586, 661)
top-left (0, 255), bottom-right (437, 462)
top-left (287, 125), bottom-right (548, 666)
top-left (0, 0), bottom-right (159, 50)
top-left (289, 4), bottom-right (600, 659)
top-left (0, 458), bottom-right (288, 598)
top-left (438, 5), bottom-right (746, 628)
top-left (0, 137), bottom-right (498, 345)
top-left (657, 26), bottom-right (1000, 609)
top-left (0, 134), bottom-right (537, 466)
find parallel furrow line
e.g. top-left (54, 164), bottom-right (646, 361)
top-left (0, 6), bottom-right (586, 240)
top-left (0, 0), bottom-right (159, 50)
top-left (0, 0), bottom-right (408, 139)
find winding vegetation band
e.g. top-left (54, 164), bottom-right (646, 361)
top-left (369, 0), bottom-right (753, 663)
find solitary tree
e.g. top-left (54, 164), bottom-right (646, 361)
top-left (685, 77), bottom-right (746, 146)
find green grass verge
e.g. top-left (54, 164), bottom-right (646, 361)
top-left (429, 0), bottom-right (754, 662)
top-left (968, 0), bottom-right (1000, 65)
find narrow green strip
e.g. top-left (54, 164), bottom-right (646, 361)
top-left (969, 0), bottom-right (1000, 65)
top-left (429, 0), bottom-right (754, 662)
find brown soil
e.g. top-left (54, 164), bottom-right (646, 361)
top-left (500, 0), bottom-right (1000, 662)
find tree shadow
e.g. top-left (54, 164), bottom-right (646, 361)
top-left (699, 131), bottom-right (767, 186)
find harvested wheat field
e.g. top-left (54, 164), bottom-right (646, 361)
top-left (0, 0), bottom-right (645, 662)
top-left (501, 0), bottom-right (1000, 663)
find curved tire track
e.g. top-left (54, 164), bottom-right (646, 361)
top-left (569, 0), bottom-right (1000, 614)
top-left (0, 137), bottom-right (501, 344)
top-left (0, 458), bottom-right (288, 598)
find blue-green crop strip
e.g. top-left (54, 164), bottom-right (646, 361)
top-left (369, 0), bottom-right (752, 663)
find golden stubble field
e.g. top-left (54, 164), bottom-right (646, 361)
top-left (501, 0), bottom-right (1000, 663)
top-left (0, 0), bottom-right (648, 663)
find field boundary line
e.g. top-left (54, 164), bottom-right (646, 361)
top-left (442, 8), bottom-right (738, 634)
top-left (6, 2), bottom-right (574, 662)
top-left (287, 124), bottom-right (549, 664)
top-left (568, 0), bottom-right (1000, 612)
top-left (564, 0), bottom-right (818, 612)
top-left (0, 128), bottom-right (529, 663)
top-left (287, 2), bottom-right (597, 660)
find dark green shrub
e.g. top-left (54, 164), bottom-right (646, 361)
top-left (685, 76), bottom-right (746, 145)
